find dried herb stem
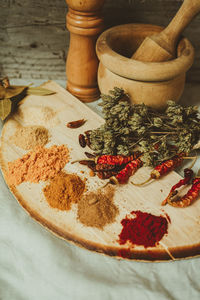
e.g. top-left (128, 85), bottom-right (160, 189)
top-left (88, 88), bottom-right (200, 166)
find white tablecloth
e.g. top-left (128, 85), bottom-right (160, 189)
top-left (0, 81), bottom-right (200, 300)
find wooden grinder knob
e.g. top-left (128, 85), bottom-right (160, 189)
top-left (66, 0), bottom-right (105, 102)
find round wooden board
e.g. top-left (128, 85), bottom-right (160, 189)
top-left (0, 81), bottom-right (200, 261)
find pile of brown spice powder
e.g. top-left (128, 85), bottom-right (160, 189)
top-left (7, 145), bottom-right (69, 186)
top-left (43, 172), bottom-right (85, 210)
top-left (10, 125), bottom-right (49, 150)
top-left (77, 186), bottom-right (119, 229)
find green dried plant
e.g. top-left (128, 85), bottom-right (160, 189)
top-left (89, 88), bottom-right (200, 166)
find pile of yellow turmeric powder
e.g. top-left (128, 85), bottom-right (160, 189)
top-left (43, 172), bottom-right (85, 210)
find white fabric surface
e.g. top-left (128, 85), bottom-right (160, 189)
top-left (0, 82), bottom-right (200, 300)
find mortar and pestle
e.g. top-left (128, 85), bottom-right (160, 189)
top-left (96, 0), bottom-right (200, 110)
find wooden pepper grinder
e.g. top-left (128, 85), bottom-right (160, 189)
top-left (66, 0), bottom-right (105, 102)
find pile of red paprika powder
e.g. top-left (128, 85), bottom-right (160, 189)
top-left (118, 210), bottom-right (169, 248)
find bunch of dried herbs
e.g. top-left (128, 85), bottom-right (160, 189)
top-left (89, 87), bottom-right (200, 166)
top-left (0, 77), bottom-right (55, 121)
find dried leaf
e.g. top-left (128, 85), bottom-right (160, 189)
top-left (5, 86), bottom-right (27, 99)
top-left (0, 78), bottom-right (55, 121)
top-left (0, 77), bottom-right (10, 88)
top-left (27, 87), bottom-right (55, 96)
top-left (0, 98), bottom-right (12, 121)
top-left (0, 86), bottom-right (6, 99)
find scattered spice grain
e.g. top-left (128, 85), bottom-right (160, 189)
top-left (89, 170), bottom-right (95, 177)
top-left (7, 145), bottom-right (69, 186)
top-left (77, 186), bottom-right (118, 229)
top-left (10, 125), bottom-right (49, 150)
top-left (43, 172), bottom-right (85, 210)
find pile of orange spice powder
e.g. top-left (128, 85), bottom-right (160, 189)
top-left (7, 145), bottom-right (69, 186)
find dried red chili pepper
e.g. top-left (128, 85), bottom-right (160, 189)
top-left (85, 137), bottom-right (91, 147)
top-left (77, 160), bottom-right (93, 166)
top-left (97, 170), bottom-right (118, 180)
top-left (109, 158), bottom-right (143, 184)
top-left (162, 168), bottom-right (193, 206)
top-left (133, 152), bottom-right (185, 186)
top-left (96, 163), bottom-right (119, 179)
top-left (152, 153), bottom-right (185, 179)
top-left (84, 130), bottom-right (91, 147)
top-left (84, 130), bottom-right (91, 135)
top-left (72, 153), bottom-right (142, 183)
top-left (95, 164), bottom-right (116, 172)
top-left (73, 152), bottom-right (140, 165)
top-left (84, 152), bottom-right (96, 159)
top-left (167, 176), bottom-right (200, 208)
top-left (95, 152), bottom-right (141, 166)
top-left (79, 134), bottom-right (86, 148)
top-left (75, 160), bottom-right (118, 175)
top-left (66, 119), bottom-right (86, 128)
top-left (77, 160), bottom-right (96, 172)
top-left (87, 163), bottom-right (97, 172)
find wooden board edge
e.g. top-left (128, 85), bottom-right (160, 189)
top-left (1, 151), bottom-right (200, 262)
top-left (1, 81), bottom-right (200, 262)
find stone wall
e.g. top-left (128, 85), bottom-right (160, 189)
top-left (0, 0), bottom-right (200, 82)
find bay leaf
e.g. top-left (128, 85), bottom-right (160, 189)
top-left (0, 77), bottom-right (10, 88)
top-left (5, 86), bottom-right (27, 99)
top-left (0, 86), bottom-right (6, 100)
top-left (0, 98), bottom-right (12, 121)
top-left (26, 87), bottom-right (55, 96)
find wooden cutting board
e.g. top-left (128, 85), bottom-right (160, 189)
top-left (0, 81), bottom-right (200, 261)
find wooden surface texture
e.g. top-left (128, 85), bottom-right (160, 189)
top-left (1, 81), bottom-right (200, 261)
top-left (0, 0), bottom-right (200, 82)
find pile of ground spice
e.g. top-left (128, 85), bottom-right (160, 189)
top-left (77, 186), bottom-right (118, 229)
top-left (7, 145), bottom-right (69, 186)
top-left (18, 106), bottom-right (58, 126)
top-left (43, 172), bottom-right (85, 210)
top-left (41, 106), bottom-right (57, 122)
top-left (10, 125), bottom-right (49, 150)
top-left (118, 210), bottom-right (169, 248)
